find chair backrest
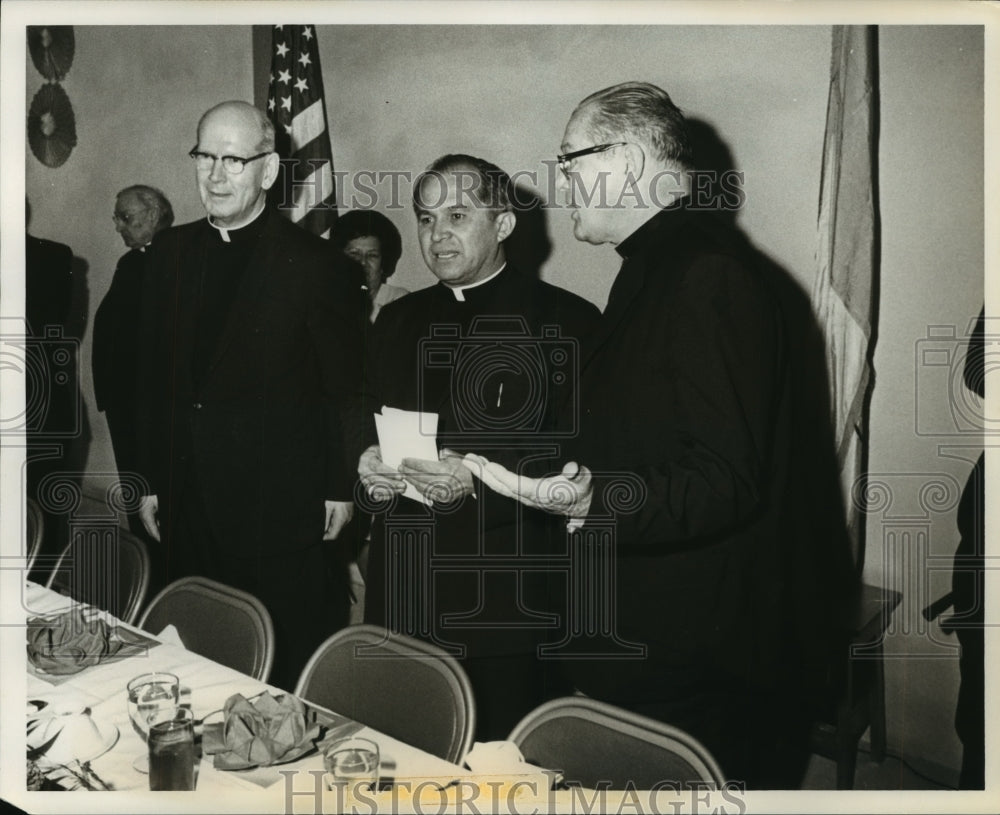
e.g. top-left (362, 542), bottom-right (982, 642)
top-left (26, 498), bottom-right (44, 573)
top-left (294, 624), bottom-right (475, 764)
top-left (45, 525), bottom-right (151, 625)
top-left (508, 696), bottom-right (727, 789)
top-left (137, 576), bottom-right (274, 681)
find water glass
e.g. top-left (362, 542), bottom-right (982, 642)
top-left (148, 707), bottom-right (195, 791)
top-left (324, 736), bottom-right (379, 792)
top-left (127, 672), bottom-right (179, 773)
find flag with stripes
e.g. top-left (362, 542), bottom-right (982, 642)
top-left (811, 25), bottom-right (879, 561)
top-left (267, 24), bottom-right (338, 237)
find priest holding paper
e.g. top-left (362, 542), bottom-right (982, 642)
top-left (359, 155), bottom-right (598, 740)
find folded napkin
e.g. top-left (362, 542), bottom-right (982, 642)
top-left (203, 692), bottom-right (323, 770)
top-left (464, 741), bottom-right (560, 789)
top-left (26, 608), bottom-right (144, 676)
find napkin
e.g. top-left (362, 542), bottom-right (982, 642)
top-left (154, 623), bottom-right (185, 648)
top-left (26, 608), bottom-right (145, 675)
top-left (203, 692), bottom-right (323, 770)
top-left (464, 741), bottom-right (559, 789)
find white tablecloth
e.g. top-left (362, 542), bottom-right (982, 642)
top-left (22, 581), bottom-right (472, 805)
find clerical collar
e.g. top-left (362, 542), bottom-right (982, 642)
top-left (208, 199), bottom-right (267, 243)
top-left (616, 195), bottom-right (691, 260)
top-left (446, 263), bottom-right (507, 302)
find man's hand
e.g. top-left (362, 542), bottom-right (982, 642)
top-left (323, 500), bottom-right (354, 540)
top-left (399, 449), bottom-right (476, 504)
top-left (139, 494), bottom-right (161, 542)
top-left (358, 444), bottom-right (406, 500)
top-left (461, 455), bottom-right (593, 519)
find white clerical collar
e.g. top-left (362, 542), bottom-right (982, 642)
top-left (447, 263), bottom-right (506, 302)
top-left (208, 198), bottom-right (266, 243)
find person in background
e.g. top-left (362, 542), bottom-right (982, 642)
top-left (948, 307), bottom-right (985, 789)
top-left (331, 209), bottom-right (409, 323)
top-left (25, 199), bottom-right (77, 562)
top-left (93, 185), bottom-right (173, 534)
top-left (136, 101), bottom-right (368, 690)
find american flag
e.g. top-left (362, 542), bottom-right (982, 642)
top-left (267, 24), bottom-right (338, 237)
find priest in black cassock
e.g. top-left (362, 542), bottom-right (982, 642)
top-left (360, 155), bottom-right (599, 740)
top-left (136, 101), bottom-right (368, 690)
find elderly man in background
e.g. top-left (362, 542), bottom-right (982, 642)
top-left (93, 185), bottom-right (173, 533)
top-left (467, 82), bottom-right (847, 786)
top-left (136, 100), bottom-right (368, 689)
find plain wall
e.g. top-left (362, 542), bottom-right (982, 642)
top-left (22, 24), bottom-right (983, 782)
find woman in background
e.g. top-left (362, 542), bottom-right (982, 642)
top-left (331, 210), bottom-right (408, 322)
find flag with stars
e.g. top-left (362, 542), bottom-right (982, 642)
top-left (267, 24), bottom-right (338, 237)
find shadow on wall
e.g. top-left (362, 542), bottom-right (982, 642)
top-left (25, 199), bottom-right (92, 571)
top-left (689, 117), bottom-right (860, 718)
top-left (504, 184), bottom-right (553, 282)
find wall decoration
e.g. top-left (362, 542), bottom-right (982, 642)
top-left (27, 83), bottom-right (77, 169)
top-left (27, 26), bottom-right (75, 81)
top-left (27, 26), bottom-right (77, 167)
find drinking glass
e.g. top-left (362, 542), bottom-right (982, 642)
top-left (324, 736), bottom-right (380, 792)
top-left (148, 707), bottom-right (195, 791)
top-left (126, 672), bottom-right (179, 773)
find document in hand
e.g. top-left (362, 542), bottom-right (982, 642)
top-left (374, 406), bottom-right (439, 505)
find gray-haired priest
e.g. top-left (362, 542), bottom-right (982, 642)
top-left (466, 82), bottom-right (850, 788)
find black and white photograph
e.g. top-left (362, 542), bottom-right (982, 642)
top-left (0, 2), bottom-right (993, 813)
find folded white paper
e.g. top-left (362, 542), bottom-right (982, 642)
top-left (375, 406), bottom-right (439, 505)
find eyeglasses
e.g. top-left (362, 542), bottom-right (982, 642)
top-left (112, 209), bottom-right (145, 225)
top-left (188, 148), bottom-right (270, 175)
top-left (556, 142), bottom-right (628, 173)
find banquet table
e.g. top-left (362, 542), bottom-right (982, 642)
top-left (17, 581), bottom-right (693, 814)
top-left (20, 580), bottom-right (510, 812)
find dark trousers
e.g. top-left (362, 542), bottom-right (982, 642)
top-left (461, 651), bottom-right (557, 742)
top-left (164, 470), bottom-right (351, 692)
top-left (604, 675), bottom-right (809, 790)
top-left (105, 405), bottom-right (153, 539)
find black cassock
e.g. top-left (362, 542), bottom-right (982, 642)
top-left (363, 266), bottom-right (598, 740)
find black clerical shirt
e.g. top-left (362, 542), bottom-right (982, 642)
top-left (192, 210), bottom-right (269, 388)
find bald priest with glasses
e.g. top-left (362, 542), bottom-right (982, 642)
top-left (135, 101), bottom-right (369, 690)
